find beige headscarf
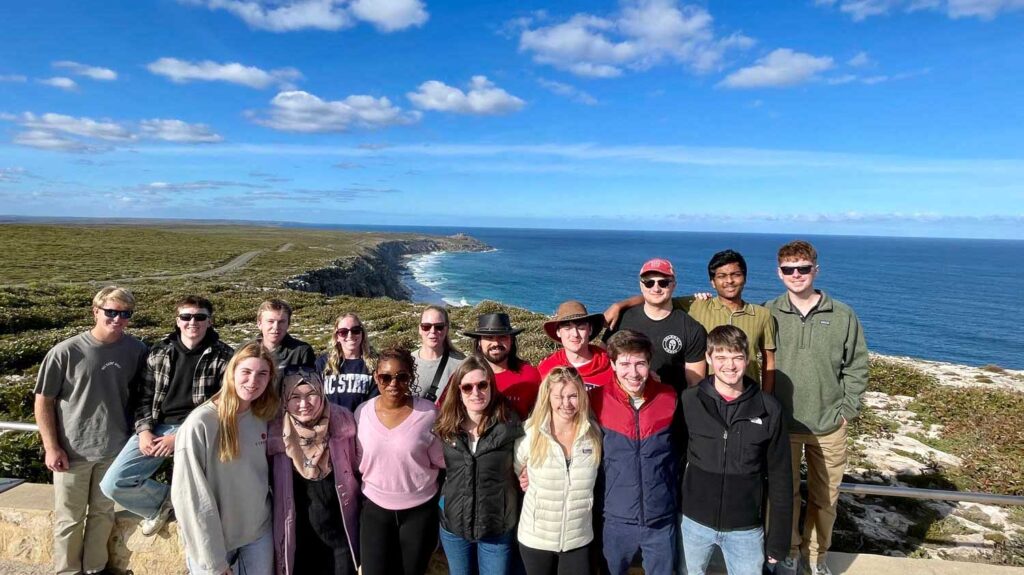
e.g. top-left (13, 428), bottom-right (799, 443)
top-left (281, 368), bottom-right (332, 481)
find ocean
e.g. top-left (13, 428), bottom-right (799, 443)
top-left (300, 225), bottom-right (1024, 369)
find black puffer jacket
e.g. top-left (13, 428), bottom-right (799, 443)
top-left (440, 415), bottom-right (524, 541)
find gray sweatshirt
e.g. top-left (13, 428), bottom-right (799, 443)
top-left (171, 402), bottom-right (271, 575)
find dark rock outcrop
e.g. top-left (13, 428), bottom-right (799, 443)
top-left (284, 234), bottom-right (491, 299)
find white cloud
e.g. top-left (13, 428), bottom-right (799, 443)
top-left (139, 119), bottom-right (224, 143)
top-left (252, 90), bottom-right (421, 132)
top-left (516, 0), bottom-right (754, 78)
top-left (129, 180), bottom-right (267, 193)
top-left (18, 113), bottom-right (134, 141)
top-left (407, 76), bottom-right (525, 115)
top-left (52, 61), bottom-right (118, 81)
top-left (147, 57), bottom-right (302, 89)
top-left (38, 77), bottom-right (78, 91)
top-left (848, 51), bottom-right (872, 67)
top-left (0, 74), bottom-right (27, 83)
top-left (719, 49), bottom-right (834, 89)
top-left (536, 78), bottom-right (599, 105)
top-left (12, 130), bottom-right (105, 153)
top-left (180, 0), bottom-right (427, 32)
top-left (818, 0), bottom-right (1024, 20)
top-left (0, 167), bottom-right (28, 182)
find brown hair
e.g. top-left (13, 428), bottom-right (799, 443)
top-left (435, 356), bottom-right (513, 442)
top-left (213, 342), bottom-right (279, 462)
top-left (525, 367), bottom-right (601, 466)
top-left (706, 325), bottom-right (749, 358)
top-left (257, 298), bottom-right (292, 321)
top-left (606, 329), bottom-right (653, 362)
top-left (777, 240), bottom-right (818, 264)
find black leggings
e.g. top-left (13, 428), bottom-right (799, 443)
top-left (519, 543), bottom-right (590, 575)
top-left (360, 496), bottom-right (438, 575)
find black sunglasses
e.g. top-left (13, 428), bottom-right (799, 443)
top-left (640, 278), bottom-right (673, 289)
top-left (420, 322), bottom-right (446, 332)
top-left (459, 381), bottom-right (490, 394)
top-left (376, 372), bottom-right (412, 386)
top-left (335, 326), bottom-right (364, 337)
top-left (780, 265), bottom-right (815, 276)
top-left (100, 308), bottom-right (133, 319)
top-left (177, 313), bottom-right (210, 322)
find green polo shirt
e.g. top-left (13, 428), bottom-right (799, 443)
top-left (673, 296), bottom-right (776, 382)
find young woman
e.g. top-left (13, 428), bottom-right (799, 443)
top-left (514, 367), bottom-right (602, 575)
top-left (355, 347), bottom-right (445, 575)
top-left (317, 312), bottom-right (376, 411)
top-left (435, 356), bottom-right (524, 575)
top-left (268, 366), bottom-right (360, 575)
top-left (171, 342), bottom-right (279, 575)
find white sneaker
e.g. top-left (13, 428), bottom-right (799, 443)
top-left (776, 556), bottom-right (800, 575)
top-left (140, 498), bottom-right (173, 536)
top-left (808, 562), bottom-right (833, 575)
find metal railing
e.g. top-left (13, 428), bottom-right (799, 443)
top-left (0, 421), bottom-right (39, 433)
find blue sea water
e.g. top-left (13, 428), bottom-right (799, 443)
top-left (299, 224), bottom-right (1024, 369)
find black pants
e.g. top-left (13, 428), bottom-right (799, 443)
top-left (519, 543), bottom-right (590, 575)
top-left (360, 496), bottom-right (438, 575)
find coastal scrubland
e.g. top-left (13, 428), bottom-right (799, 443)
top-left (2, 222), bottom-right (1023, 565)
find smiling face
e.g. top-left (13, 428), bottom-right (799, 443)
top-left (176, 305), bottom-right (211, 343)
top-left (233, 357), bottom-right (271, 411)
top-left (286, 382), bottom-right (324, 424)
top-left (91, 299), bottom-right (132, 341)
top-left (375, 358), bottom-right (412, 399)
top-left (459, 369), bottom-right (491, 416)
top-left (711, 262), bottom-right (746, 301)
top-left (479, 334), bottom-right (511, 366)
top-left (639, 273), bottom-right (675, 306)
top-left (708, 348), bottom-right (748, 388)
top-left (257, 309), bottom-right (289, 348)
top-left (778, 258), bottom-right (818, 298)
top-left (557, 320), bottom-right (591, 355)
top-left (336, 315), bottom-right (364, 359)
top-left (613, 352), bottom-right (650, 398)
top-left (549, 381), bottom-right (580, 425)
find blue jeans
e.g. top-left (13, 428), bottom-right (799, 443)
top-left (603, 519), bottom-right (676, 575)
top-left (439, 526), bottom-right (514, 575)
top-left (680, 515), bottom-right (764, 575)
top-left (100, 423), bottom-right (178, 520)
top-left (187, 527), bottom-right (273, 575)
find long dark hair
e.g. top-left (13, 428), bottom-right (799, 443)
top-left (473, 336), bottom-right (525, 372)
top-left (435, 355), bottom-right (513, 442)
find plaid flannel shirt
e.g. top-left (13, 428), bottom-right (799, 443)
top-left (134, 331), bottom-right (234, 433)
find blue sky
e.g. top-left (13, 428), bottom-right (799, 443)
top-left (1, 0), bottom-right (1022, 238)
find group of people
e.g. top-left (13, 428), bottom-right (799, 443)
top-left (34, 239), bottom-right (868, 575)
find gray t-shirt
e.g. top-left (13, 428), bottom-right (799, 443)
top-left (34, 331), bottom-right (147, 462)
top-left (412, 347), bottom-right (465, 401)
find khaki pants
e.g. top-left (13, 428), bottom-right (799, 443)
top-left (789, 424), bottom-right (847, 566)
top-left (53, 458), bottom-right (115, 575)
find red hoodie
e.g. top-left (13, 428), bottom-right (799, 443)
top-left (538, 344), bottom-right (615, 392)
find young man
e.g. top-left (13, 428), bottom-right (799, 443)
top-left (412, 305), bottom-right (465, 402)
top-left (592, 330), bottom-right (679, 575)
top-left (766, 240), bottom-right (868, 575)
top-left (100, 295), bottom-right (233, 536)
top-left (461, 312), bottom-right (541, 419)
top-left (253, 298), bottom-right (315, 390)
top-left (677, 325), bottom-right (791, 575)
top-left (34, 286), bottom-right (148, 575)
top-left (604, 250), bottom-right (775, 390)
top-left (537, 300), bottom-right (613, 391)
top-left (604, 258), bottom-right (707, 392)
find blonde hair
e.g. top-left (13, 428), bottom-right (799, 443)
top-left (325, 312), bottom-right (374, 374)
top-left (214, 343), bottom-right (279, 462)
top-left (92, 286), bottom-right (135, 310)
top-left (525, 367), bottom-right (601, 466)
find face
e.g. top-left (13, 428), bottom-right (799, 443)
top-left (176, 305), bottom-right (211, 341)
top-left (336, 316), bottom-right (364, 358)
top-left (639, 273), bottom-right (675, 306)
top-left (257, 309), bottom-right (290, 347)
top-left (419, 309), bottom-right (448, 349)
top-left (613, 352), bottom-right (650, 398)
top-left (557, 321), bottom-right (591, 354)
top-left (92, 299), bottom-right (132, 339)
top-left (375, 358), bottom-right (412, 399)
top-left (708, 349), bottom-right (748, 387)
top-left (479, 335), bottom-right (511, 365)
top-left (286, 383), bottom-right (323, 423)
top-left (777, 258), bottom-right (818, 296)
top-left (233, 357), bottom-right (271, 407)
top-left (459, 369), bottom-right (491, 415)
top-left (549, 382), bottom-right (580, 423)
top-left (711, 262), bottom-right (746, 301)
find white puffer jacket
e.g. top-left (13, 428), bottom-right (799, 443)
top-left (514, 416), bottom-right (601, 552)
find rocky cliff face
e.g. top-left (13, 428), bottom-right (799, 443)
top-left (283, 234), bottom-right (491, 299)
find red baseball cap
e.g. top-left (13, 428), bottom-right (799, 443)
top-left (640, 258), bottom-right (675, 277)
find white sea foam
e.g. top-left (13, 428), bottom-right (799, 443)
top-left (442, 297), bottom-right (472, 307)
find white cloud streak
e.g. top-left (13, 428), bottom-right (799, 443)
top-left (536, 78), bottom-right (599, 105)
top-left (147, 57), bottom-right (302, 89)
top-left (179, 0), bottom-right (427, 32)
top-left (407, 76), bottom-right (525, 115)
top-left (817, 0), bottom-right (1024, 20)
top-left (719, 49), bottom-right (834, 88)
top-left (3, 113), bottom-right (224, 152)
top-left (37, 77), bottom-right (78, 91)
top-left (0, 74), bottom-right (28, 83)
top-left (52, 61), bottom-right (118, 81)
top-left (252, 90), bottom-right (421, 132)
top-left (139, 119), bottom-right (224, 143)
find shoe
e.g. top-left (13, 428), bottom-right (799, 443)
top-left (808, 562), bottom-right (833, 575)
top-left (140, 498), bottom-right (173, 536)
top-left (775, 555), bottom-right (800, 575)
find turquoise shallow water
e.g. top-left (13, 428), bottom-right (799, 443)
top-left (291, 224), bottom-right (1024, 369)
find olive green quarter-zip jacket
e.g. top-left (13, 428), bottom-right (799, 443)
top-left (765, 290), bottom-right (869, 436)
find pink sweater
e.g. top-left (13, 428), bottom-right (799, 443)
top-left (355, 397), bottom-right (445, 510)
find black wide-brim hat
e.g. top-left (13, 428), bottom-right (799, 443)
top-left (461, 312), bottom-right (524, 337)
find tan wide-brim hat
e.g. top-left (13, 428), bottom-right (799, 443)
top-left (542, 300), bottom-right (605, 343)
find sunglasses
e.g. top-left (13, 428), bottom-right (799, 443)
top-left (100, 308), bottom-right (134, 319)
top-left (376, 372), bottom-right (412, 386)
top-left (640, 278), bottom-right (673, 289)
top-left (420, 322), bottom-right (446, 332)
top-left (177, 313), bottom-right (210, 322)
top-left (460, 381), bottom-right (490, 394)
top-left (335, 326), bottom-right (364, 338)
top-left (780, 265), bottom-right (815, 276)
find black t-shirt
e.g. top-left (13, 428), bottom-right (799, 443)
top-left (161, 337), bottom-right (209, 425)
top-left (293, 469), bottom-right (353, 575)
top-left (611, 306), bottom-right (707, 393)
top-left (317, 355), bottom-right (375, 411)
